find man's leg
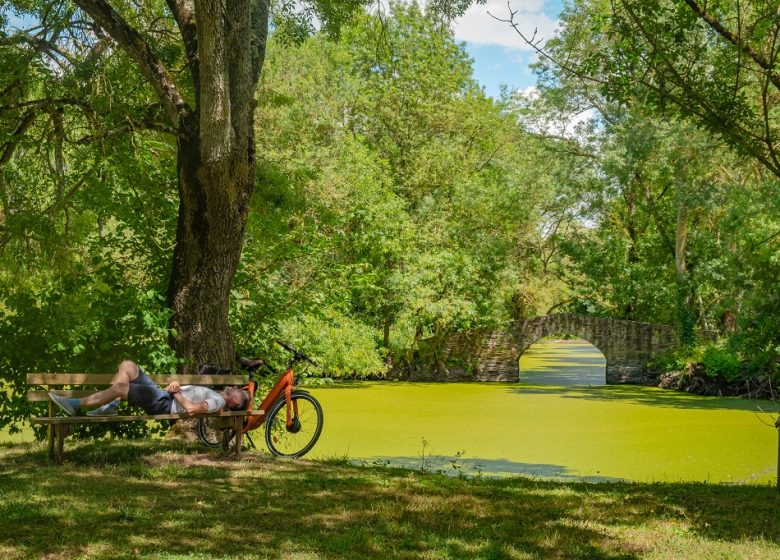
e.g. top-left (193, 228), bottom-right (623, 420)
top-left (79, 360), bottom-right (140, 408)
top-left (49, 360), bottom-right (140, 416)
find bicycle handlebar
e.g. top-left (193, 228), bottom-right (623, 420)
top-left (275, 339), bottom-right (319, 367)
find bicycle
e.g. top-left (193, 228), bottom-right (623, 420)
top-left (196, 340), bottom-right (324, 458)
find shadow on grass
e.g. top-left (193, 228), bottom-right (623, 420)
top-left (508, 383), bottom-right (780, 413)
top-left (519, 368), bottom-right (606, 386)
top-left (363, 455), bottom-right (624, 482)
top-left (0, 440), bottom-right (778, 560)
top-left (313, 379), bottom-right (777, 416)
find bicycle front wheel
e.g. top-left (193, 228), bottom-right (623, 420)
top-left (264, 391), bottom-right (323, 458)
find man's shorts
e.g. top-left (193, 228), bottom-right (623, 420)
top-left (127, 370), bottom-right (173, 415)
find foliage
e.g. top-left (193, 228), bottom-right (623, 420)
top-left (701, 345), bottom-right (742, 382)
top-left (278, 309), bottom-right (388, 377)
top-left (650, 342), bottom-right (742, 382)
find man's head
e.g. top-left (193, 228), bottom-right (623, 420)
top-left (223, 387), bottom-right (250, 411)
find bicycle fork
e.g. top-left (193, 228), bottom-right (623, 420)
top-left (284, 385), bottom-right (302, 433)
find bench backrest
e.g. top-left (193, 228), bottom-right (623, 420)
top-left (27, 373), bottom-right (249, 402)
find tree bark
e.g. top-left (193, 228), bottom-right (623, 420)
top-left (675, 203), bottom-right (688, 283)
top-left (165, 0), bottom-right (268, 371)
top-left (675, 201), bottom-right (695, 345)
top-left (383, 319), bottom-right (391, 349)
top-left (167, 122), bottom-right (253, 370)
top-left (623, 182), bottom-right (639, 319)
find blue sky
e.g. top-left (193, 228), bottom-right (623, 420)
top-left (453, 0), bottom-right (565, 98)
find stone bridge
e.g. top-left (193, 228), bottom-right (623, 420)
top-left (413, 313), bottom-right (679, 384)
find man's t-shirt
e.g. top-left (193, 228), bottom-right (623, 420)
top-left (170, 386), bottom-right (225, 413)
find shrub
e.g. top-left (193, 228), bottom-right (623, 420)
top-left (701, 345), bottom-right (741, 382)
top-left (649, 343), bottom-right (742, 382)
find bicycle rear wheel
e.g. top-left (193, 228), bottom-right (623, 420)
top-left (264, 391), bottom-right (323, 458)
top-left (196, 417), bottom-right (234, 448)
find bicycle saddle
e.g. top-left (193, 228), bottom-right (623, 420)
top-left (238, 357), bottom-right (265, 372)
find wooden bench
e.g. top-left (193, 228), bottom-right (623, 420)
top-left (27, 373), bottom-right (264, 463)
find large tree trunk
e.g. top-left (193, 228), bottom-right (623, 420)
top-left (167, 1), bottom-right (266, 371)
top-left (167, 120), bottom-right (253, 370)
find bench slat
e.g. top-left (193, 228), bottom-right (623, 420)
top-left (27, 373), bottom-right (248, 386)
top-left (29, 390), bottom-right (98, 401)
top-left (30, 409), bottom-right (264, 425)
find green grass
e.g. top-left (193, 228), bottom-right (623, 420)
top-left (0, 440), bottom-right (778, 559)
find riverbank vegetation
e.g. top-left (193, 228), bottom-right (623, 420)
top-left (2, 1), bottom-right (780, 436)
top-left (1, 440), bottom-right (779, 560)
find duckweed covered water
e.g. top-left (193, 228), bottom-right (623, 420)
top-left (310, 341), bottom-right (780, 483)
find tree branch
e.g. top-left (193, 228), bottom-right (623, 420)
top-left (620, 0), bottom-right (780, 178)
top-left (72, 0), bottom-right (192, 127)
top-left (6, 32), bottom-right (79, 68)
top-left (165, 0), bottom-right (200, 95)
top-left (251, 0), bottom-right (270, 87)
top-left (489, 2), bottom-right (606, 86)
top-left (682, 0), bottom-right (780, 93)
top-left (71, 114), bottom-right (177, 144)
top-left (0, 110), bottom-right (38, 165)
top-left (634, 170), bottom-right (675, 258)
top-left (747, 228), bottom-right (780, 250)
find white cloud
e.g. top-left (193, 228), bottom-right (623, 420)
top-left (453, 0), bottom-right (559, 50)
top-left (517, 85), bottom-right (539, 99)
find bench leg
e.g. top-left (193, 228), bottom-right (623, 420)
top-left (54, 424), bottom-right (67, 464)
top-left (233, 417), bottom-right (244, 458)
top-left (47, 425), bottom-right (55, 462)
top-left (222, 427), bottom-right (231, 454)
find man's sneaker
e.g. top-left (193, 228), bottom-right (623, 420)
top-left (48, 393), bottom-right (80, 416)
top-left (86, 401), bottom-right (119, 416)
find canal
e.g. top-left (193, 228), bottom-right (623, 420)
top-left (309, 340), bottom-right (779, 483)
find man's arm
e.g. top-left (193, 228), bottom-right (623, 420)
top-left (166, 381), bottom-right (209, 414)
top-left (172, 392), bottom-right (209, 414)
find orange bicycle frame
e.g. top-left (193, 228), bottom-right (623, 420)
top-left (241, 367), bottom-right (296, 433)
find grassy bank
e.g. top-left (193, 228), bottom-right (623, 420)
top-left (1, 440), bottom-right (778, 559)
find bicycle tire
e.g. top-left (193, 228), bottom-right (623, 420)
top-left (196, 417), bottom-right (235, 448)
top-left (264, 390), bottom-right (323, 458)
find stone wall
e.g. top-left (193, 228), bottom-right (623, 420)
top-left (413, 313), bottom-right (679, 384)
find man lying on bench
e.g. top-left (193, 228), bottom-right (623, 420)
top-left (48, 360), bottom-right (249, 416)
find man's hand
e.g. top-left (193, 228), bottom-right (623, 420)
top-left (166, 381), bottom-right (181, 394)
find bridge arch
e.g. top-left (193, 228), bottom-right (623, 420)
top-left (519, 337), bottom-right (607, 386)
top-left (514, 315), bottom-right (608, 359)
top-left (414, 313), bottom-right (678, 384)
